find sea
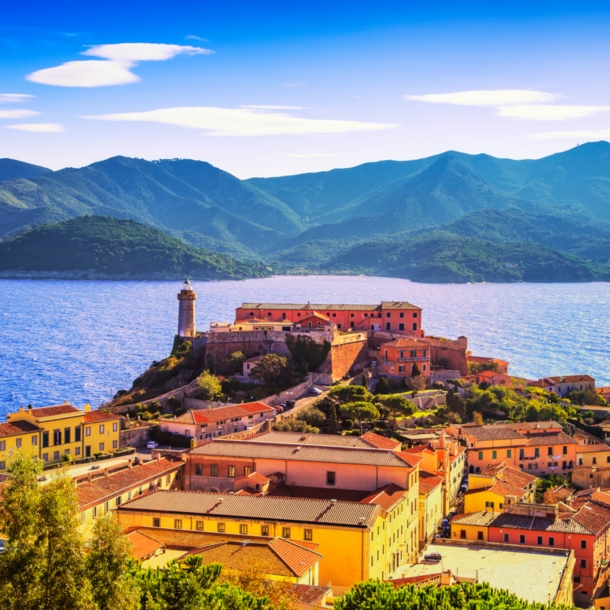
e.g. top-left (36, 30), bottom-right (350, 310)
top-left (0, 276), bottom-right (608, 419)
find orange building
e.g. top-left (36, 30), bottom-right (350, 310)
top-left (378, 337), bottom-right (431, 377)
top-left (235, 301), bottom-right (423, 335)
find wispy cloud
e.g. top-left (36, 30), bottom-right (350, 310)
top-left (0, 93), bottom-right (35, 104)
top-left (6, 123), bottom-right (64, 132)
top-left (529, 128), bottom-right (610, 140)
top-left (497, 105), bottom-right (610, 121)
top-left (285, 153), bottom-right (337, 158)
top-left (27, 43), bottom-right (212, 88)
top-left (185, 35), bottom-right (208, 42)
top-left (84, 106), bottom-right (399, 137)
top-left (0, 109), bottom-right (40, 119)
top-left (283, 82), bottom-right (306, 88)
top-left (404, 89), bottom-right (559, 107)
top-left (241, 105), bottom-right (308, 110)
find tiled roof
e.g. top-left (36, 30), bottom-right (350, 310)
top-left (450, 511), bottom-right (497, 527)
top-left (418, 472), bottom-right (443, 495)
top-left (25, 404), bottom-right (81, 418)
top-left (167, 402), bottom-right (274, 426)
top-left (0, 420), bottom-right (41, 438)
top-left (77, 458), bottom-right (183, 509)
top-left (250, 431), bottom-right (378, 448)
top-left (269, 538), bottom-right (322, 576)
top-left (545, 375), bottom-right (595, 383)
top-left (487, 480), bottom-right (529, 499)
top-left (190, 439), bottom-right (414, 468)
top-left (288, 584), bottom-right (331, 607)
top-left (460, 426), bottom-right (525, 441)
top-left (360, 432), bottom-right (402, 450)
top-left (482, 463), bottom-right (537, 488)
top-left (523, 431), bottom-right (577, 446)
top-left (459, 422), bottom-right (567, 443)
top-left (118, 490), bottom-right (380, 528)
top-left (360, 484), bottom-right (409, 511)
top-left (573, 500), bottom-right (610, 535)
top-left (235, 472), bottom-right (270, 484)
top-left (84, 410), bottom-right (123, 423)
top-left (241, 303), bottom-right (382, 311)
top-left (125, 530), bottom-right (164, 560)
top-left (489, 511), bottom-right (591, 534)
top-left (268, 485), bottom-right (368, 502)
top-left (381, 301), bottom-right (421, 310)
top-left (576, 444), bottom-right (610, 454)
top-left (380, 338), bottom-right (430, 348)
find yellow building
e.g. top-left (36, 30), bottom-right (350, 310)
top-left (418, 471), bottom-right (444, 547)
top-left (4, 403), bottom-right (123, 468)
top-left (572, 444), bottom-right (610, 489)
top-left (450, 511), bottom-right (496, 542)
top-left (117, 488), bottom-right (409, 590)
top-left (0, 421), bottom-right (41, 470)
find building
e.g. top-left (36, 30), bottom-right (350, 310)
top-left (596, 388), bottom-right (610, 403)
top-left (451, 496), bottom-right (610, 606)
top-left (448, 421), bottom-right (578, 476)
top-left (377, 337), bottom-right (432, 378)
top-left (242, 355), bottom-right (264, 378)
top-left (158, 402), bottom-right (276, 441)
top-left (467, 356), bottom-right (510, 374)
top-left (0, 420), bottom-right (42, 470)
top-left (117, 489), bottom-right (407, 588)
top-left (531, 375), bottom-right (596, 397)
top-left (572, 444), bottom-right (610, 489)
top-left (77, 455), bottom-right (183, 536)
top-left (463, 463), bottom-right (537, 514)
top-left (3, 403), bottom-right (122, 468)
top-left (248, 430), bottom-right (402, 451)
top-left (177, 279), bottom-right (196, 338)
top-left (417, 472), bottom-right (443, 547)
top-left (473, 370), bottom-right (512, 387)
top-left (235, 301), bottom-right (424, 335)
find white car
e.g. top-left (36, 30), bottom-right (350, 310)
top-left (309, 387), bottom-right (323, 395)
top-left (147, 441), bottom-right (159, 449)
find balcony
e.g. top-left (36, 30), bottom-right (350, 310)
top-left (397, 356), bottom-right (429, 363)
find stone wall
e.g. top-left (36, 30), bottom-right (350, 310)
top-left (327, 334), bottom-right (369, 380)
top-left (426, 336), bottom-right (469, 377)
top-left (120, 423), bottom-right (154, 448)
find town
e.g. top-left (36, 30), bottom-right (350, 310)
top-left (1, 279), bottom-right (609, 609)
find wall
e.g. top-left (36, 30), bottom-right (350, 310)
top-left (328, 335), bottom-right (369, 380)
top-left (120, 423), bottom-right (153, 448)
top-left (426, 336), bottom-right (469, 377)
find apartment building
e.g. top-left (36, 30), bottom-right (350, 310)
top-left (531, 375), bottom-right (596, 397)
top-left (377, 337), bottom-right (432, 378)
top-left (572, 444), bottom-right (610, 489)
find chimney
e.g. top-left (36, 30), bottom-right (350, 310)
top-left (84, 403), bottom-right (91, 412)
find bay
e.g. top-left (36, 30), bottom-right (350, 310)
top-left (0, 276), bottom-right (608, 419)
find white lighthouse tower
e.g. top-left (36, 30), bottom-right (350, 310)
top-left (177, 279), bottom-right (197, 338)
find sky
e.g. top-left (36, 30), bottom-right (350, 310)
top-left (2, 1), bottom-right (610, 177)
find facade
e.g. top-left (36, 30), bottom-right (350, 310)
top-left (474, 370), bottom-right (512, 387)
top-left (596, 388), bottom-right (610, 403)
top-left (235, 301), bottom-right (424, 335)
top-left (0, 420), bottom-right (41, 470)
top-left (572, 444), bottom-right (610, 489)
top-left (177, 279), bottom-right (196, 338)
top-left (448, 421), bottom-right (578, 476)
top-left (4, 403), bottom-right (122, 468)
top-left (467, 356), bottom-right (510, 374)
top-left (417, 472), bottom-right (443, 547)
top-left (158, 402), bottom-right (276, 441)
top-left (377, 337), bottom-right (431, 378)
top-left (531, 375), bottom-right (596, 397)
top-left (242, 355), bottom-right (264, 378)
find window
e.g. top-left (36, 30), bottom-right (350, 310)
top-left (166, 474), bottom-right (171, 485)
top-left (228, 465), bottom-right (236, 478)
top-left (195, 464), bottom-right (203, 476)
top-left (75, 427), bottom-right (81, 442)
top-left (174, 519), bottom-right (182, 530)
top-left (519, 535), bottom-right (525, 544)
top-left (217, 523), bottom-right (226, 533)
top-left (104, 502), bottom-right (109, 513)
top-left (519, 449), bottom-right (524, 459)
top-left (412, 323), bottom-right (418, 331)
top-left (240, 524), bottom-right (248, 535)
top-left (244, 466), bottom-right (252, 476)
top-left (574, 576), bottom-right (581, 584)
top-left (99, 442), bottom-right (105, 451)
top-left (460, 530), bottom-right (466, 539)
top-left (398, 365), bottom-right (405, 373)
top-left (42, 453), bottom-right (48, 461)
top-left (548, 446), bottom-right (553, 456)
top-left (492, 450), bottom-right (497, 459)
top-left (54, 451), bottom-right (59, 460)
top-left (534, 448), bottom-right (540, 458)
top-left (261, 525), bottom-right (269, 536)
top-left (153, 518), bottom-right (160, 527)
top-left (93, 506), bottom-right (98, 519)
top-left (485, 501), bottom-right (494, 509)
top-left (580, 559), bottom-right (587, 568)
top-left (211, 464), bottom-right (219, 476)
top-left (64, 428), bottom-right (71, 444)
top-left (112, 422), bottom-right (118, 432)
top-left (0, 461), bottom-right (5, 471)
top-left (326, 471), bottom-right (336, 485)
top-left (507, 449), bottom-right (512, 458)
top-left (99, 424), bottom-right (105, 434)
top-left (537, 536), bottom-right (543, 545)
top-left (31, 436), bottom-right (37, 446)
top-left (64, 448), bottom-right (70, 455)
top-left (116, 496), bottom-right (122, 507)
top-left (128, 491), bottom-right (132, 500)
top-left (563, 446), bottom-right (568, 455)
top-left (503, 533), bottom-right (509, 542)
top-left (477, 531), bottom-right (484, 541)
top-left (398, 323), bottom-right (404, 331)
top-left (304, 529), bottom-right (313, 541)
top-left (478, 451), bottom-right (483, 460)
top-left (549, 537), bottom-right (555, 546)
top-left (16, 438), bottom-right (22, 449)
top-left (581, 540), bottom-right (587, 549)
top-left (385, 323), bottom-right (391, 331)
top-left (54, 430), bottom-right (61, 445)
top-left (196, 521), bottom-right (204, 531)
top-left (386, 312), bottom-right (391, 318)
top-left (112, 440), bottom-right (118, 449)
top-left (282, 527), bottom-right (291, 538)
top-left (593, 457), bottom-right (598, 464)
top-left (86, 427), bottom-right (91, 437)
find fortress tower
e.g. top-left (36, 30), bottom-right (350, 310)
top-left (177, 279), bottom-right (197, 338)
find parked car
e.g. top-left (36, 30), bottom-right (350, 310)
top-left (147, 441), bottom-right (159, 449)
top-left (284, 400), bottom-right (296, 410)
top-left (308, 387), bottom-right (323, 395)
top-left (424, 552), bottom-right (442, 562)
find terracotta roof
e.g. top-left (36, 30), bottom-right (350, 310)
top-left (481, 463), bottom-right (537, 488)
top-left (77, 458), bottom-right (183, 509)
top-left (360, 484), bottom-right (409, 512)
top-left (289, 584), bottom-right (331, 607)
top-left (0, 420), bottom-right (41, 438)
top-left (167, 402), bottom-right (274, 426)
top-left (269, 538), bottom-right (322, 576)
top-left (450, 511), bottom-right (497, 527)
top-left (24, 404), bottom-right (81, 418)
top-left (118, 490), bottom-right (380, 528)
top-left (380, 337), bottom-right (430, 348)
top-left (596, 388), bottom-right (610, 394)
top-left (389, 573), bottom-right (445, 587)
top-left (235, 472), bottom-right (270, 484)
top-left (523, 431), bottom-right (577, 446)
top-left (459, 426), bottom-right (525, 441)
top-left (240, 302), bottom-right (420, 311)
top-left (84, 410), bottom-right (123, 423)
top-left (250, 431), bottom-right (382, 448)
top-left (477, 370), bottom-right (504, 379)
top-left (360, 432), bottom-right (402, 450)
top-left (486, 480), bottom-right (529, 499)
top-left (418, 472), bottom-right (443, 495)
top-left (544, 375), bottom-right (595, 384)
top-left (268, 485), bottom-right (368, 502)
top-left (125, 530), bottom-right (164, 560)
top-left (576, 444), bottom-right (610, 454)
top-left (190, 439), bottom-right (414, 468)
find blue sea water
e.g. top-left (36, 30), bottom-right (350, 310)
top-left (0, 276), bottom-right (608, 419)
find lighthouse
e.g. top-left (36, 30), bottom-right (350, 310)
top-left (177, 279), bottom-right (197, 338)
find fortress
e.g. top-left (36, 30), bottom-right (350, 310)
top-left (176, 281), bottom-right (470, 382)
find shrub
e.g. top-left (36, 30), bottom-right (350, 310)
top-left (197, 370), bottom-right (222, 400)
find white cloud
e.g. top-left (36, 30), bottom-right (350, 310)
top-left (529, 128), bottom-right (610, 140)
top-left (6, 123), bottom-right (64, 132)
top-left (26, 42), bottom-right (212, 88)
top-left (404, 89), bottom-right (559, 107)
top-left (84, 106), bottom-right (399, 137)
top-left (82, 42), bottom-right (212, 62)
top-left (185, 35), bottom-right (208, 42)
top-left (0, 109), bottom-right (40, 119)
top-left (241, 105), bottom-right (307, 110)
top-left (283, 82), bottom-right (306, 88)
top-left (497, 104), bottom-right (610, 121)
top-left (0, 93), bottom-right (35, 104)
top-left (286, 153), bottom-right (337, 158)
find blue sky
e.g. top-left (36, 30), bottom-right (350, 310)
top-left (2, 1), bottom-right (610, 177)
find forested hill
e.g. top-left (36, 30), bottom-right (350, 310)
top-left (0, 216), bottom-right (270, 280)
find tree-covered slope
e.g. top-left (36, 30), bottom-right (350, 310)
top-left (0, 215), bottom-right (270, 279)
top-left (0, 158), bottom-right (51, 182)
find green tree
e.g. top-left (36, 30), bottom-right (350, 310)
top-left (197, 370), bottom-right (222, 400)
top-left (249, 354), bottom-right (292, 387)
top-left (472, 411), bottom-right (484, 425)
top-left (86, 514), bottom-right (140, 610)
top-left (297, 406), bottom-right (327, 428)
top-left (272, 419), bottom-right (319, 433)
top-left (408, 375), bottom-right (426, 392)
top-left (411, 362), bottom-right (421, 377)
top-left (328, 403), bottom-right (338, 434)
top-left (378, 395), bottom-right (415, 430)
top-left (361, 374), bottom-right (367, 387)
top-left (568, 389), bottom-right (605, 406)
top-left (375, 376), bottom-right (390, 395)
top-left (341, 401), bottom-right (380, 432)
top-left (226, 352), bottom-right (245, 375)
top-left (328, 384), bottom-right (372, 404)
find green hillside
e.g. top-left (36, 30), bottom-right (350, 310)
top-left (0, 158), bottom-right (51, 182)
top-left (0, 216), bottom-right (270, 280)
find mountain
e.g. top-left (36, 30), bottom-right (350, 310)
top-left (0, 156), bottom-right (302, 253)
top-left (0, 158), bottom-right (51, 182)
top-left (0, 216), bottom-right (269, 280)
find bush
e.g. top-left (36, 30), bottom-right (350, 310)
top-left (297, 407), bottom-right (327, 428)
top-left (197, 370), bottom-right (222, 400)
top-left (166, 396), bottom-right (182, 411)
